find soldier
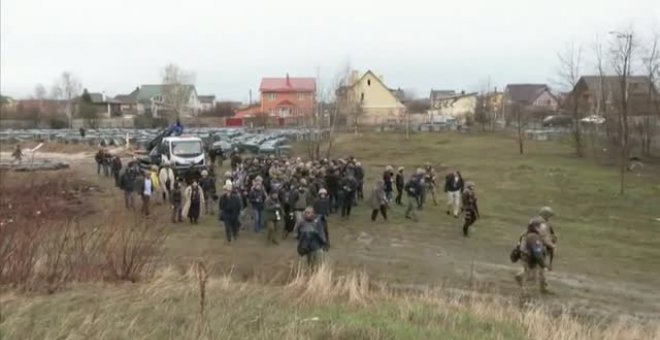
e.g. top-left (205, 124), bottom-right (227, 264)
top-left (424, 163), bottom-right (438, 206)
top-left (515, 218), bottom-right (550, 294)
top-left (395, 167), bottom-right (405, 205)
top-left (404, 172), bottom-right (422, 222)
top-left (536, 207), bottom-right (558, 270)
top-left (264, 191), bottom-right (284, 245)
top-left (461, 182), bottom-right (480, 236)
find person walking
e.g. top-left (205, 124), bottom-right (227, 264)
top-left (444, 171), bottom-right (464, 218)
top-left (199, 170), bottom-right (217, 215)
top-left (170, 179), bottom-right (184, 223)
top-left (461, 182), bottom-right (480, 236)
top-left (395, 167), bottom-right (405, 205)
top-left (149, 165), bottom-right (161, 204)
top-left (515, 219), bottom-right (550, 294)
top-left (369, 179), bottom-right (388, 221)
top-left (140, 170), bottom-right (153, 216)
top-left (183, 181), bottom-right (204, 224)
top-left (340, 174), bottom-right (357, 219)
top-left (111, 156), bottom-right (122, 187)
top-left (264, 191), bottom-right (284, 245)
top-left (297, 207), bottom-right (328, 269)
top-left (313, 188), bottom-right (331, 246)
top-left (159, 161), bottom-right (175, 203)
top-left (119, 162), bottom-right (138, 210)
top-left (383, 165), bottom-right (394, 202)
top-left (94, 149), bottom-right (104, 175)
top-left (249, 181), bottom-right (266, 232)
top-left (219, 183), bottom-right (242, 242)
top-left (404, 173), bottom-right (421, 222)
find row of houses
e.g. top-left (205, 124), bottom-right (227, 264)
top-left (2, 70), bottom-right (657, 127)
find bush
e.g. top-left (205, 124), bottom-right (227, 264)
top-left (0, 175), bottom-right (167, 292)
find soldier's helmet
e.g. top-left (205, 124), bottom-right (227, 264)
top-left (539, 207), bottom-right (554, 219)
top-left (528, 216), bottom-right (545, 232)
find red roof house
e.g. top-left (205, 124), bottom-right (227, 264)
top-left (259, 74), bottom-right (316, 117)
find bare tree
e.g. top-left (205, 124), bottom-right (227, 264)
top-left (610, 29), bottom-right (636, 195)
top-left (511, 103), bottom-right (527, 154)
top-left (52, 72), bottom-right (82, 128)
top-left (557, 42), bottom-right (585, 157)
top-left (640, 32), bottom-right (660, 156)
top-left (161, 64), bottom-right (195, 120)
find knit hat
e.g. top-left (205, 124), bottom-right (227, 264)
top-left (223, 182), bottom-right (233, 191)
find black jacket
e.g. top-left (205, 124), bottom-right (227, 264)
top-left (395, 173), bottom-right (405, 191)
top-left (444, 174), bottom-right (464, 193)
top-left (219, 192), bottom-right (242, 223)
top-left (383, 171), bottom-right (394, 193)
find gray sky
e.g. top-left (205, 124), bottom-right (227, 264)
top-left (1, 0), bottom-right (659, 102)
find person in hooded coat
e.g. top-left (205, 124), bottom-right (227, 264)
top-left (182, 180), bottom-right (205, 224)
top-left (159, 161), bottom-right (175, 203)
top-left (369, 179), bottom-right (388, 221)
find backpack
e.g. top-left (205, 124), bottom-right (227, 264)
top-left (527, 239), bottom-right (546, 267)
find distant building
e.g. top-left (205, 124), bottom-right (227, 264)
top-left (429, 90), bottom-right (457, 109)
top-left (87, 92), bottom-right (121, 118)
top-left (430, 91), bottom-right (478, 123)
top-left (114, 87), bottom-right (140, 115)
top-left (133, 84), bottom-right (201, 117)
top-left (567, 75), bottom-right (659, 118)
top-left (198, 95), bottom-right (217, 112)
top-left (503, 84), bottom-right (559, 112)
top-left (336, 70), bottom-right (405, 125)
top-left (259, 74), bottom-right (316, 117)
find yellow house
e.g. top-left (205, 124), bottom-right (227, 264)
top-left (337, 70), bottom-right (405, 125)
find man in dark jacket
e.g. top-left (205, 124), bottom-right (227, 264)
top-left (199, 170), bottom-right (217, 215)
top-left (297, 207), bottom-right (328, 269)
top-left (325, 169), bottom-right (340, 214)
top-left (170, 179), bottom-right (184, 223)
top-left (119, 162), bottom-right (138, 210)
top-left (219, 183), bottom-right (242, 242)
top-left (313, 188), bottom-right (331, 246)
top-left (383, 165), bottom-right (394, 202)
top-left (404, 172), bottom-right (422, 222)
top-left (395, 167), bottom-right (405, 205)
top-left (111, 156), bottom-right (122, 187)
top-left (444, 171), bottom-right (464, 217)
top-left (339, 174), bottom-right (357, 219)
top-left (354, 162), bottom-right (365, 201)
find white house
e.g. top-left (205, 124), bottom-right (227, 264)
top-left (135, 84), bottom-right (201, 117)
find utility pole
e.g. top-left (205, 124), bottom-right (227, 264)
top-left (249, 89), bottom-right (252, 105)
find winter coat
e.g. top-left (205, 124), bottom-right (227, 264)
top-left (264, 196), bottom-right (284, 221)
top-left (182, 185), bottom-right (205, 217)
top-left (369, 182), bottom-right (387, 209)
top-left (297, 218), bottom-right (327, 255)
top-left (444, 174), bottom-right (464, 193)
top-left (313, 197), bottom-right (331, 217)
top-left (149, 171), bottom-right (160, 189)
top-left (199, 176), bottom-right (217, 200)
top-left (395, 173), bottom-right (404, 191)
top-left (159, 167), bottom-right (175, 192)
top-left (249, 187), bottom-right (266, 210)
top-left (219, 192), bottom-right (242, 223)
top-left (292, 187), bottom-right (309, 211)
top-left (119, 168), bottom-right (136, 192)
top-left (383, 171), bottom-right (394, 193)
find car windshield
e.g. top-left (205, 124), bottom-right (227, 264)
top-left (171, 141), bottom-right (202, 156)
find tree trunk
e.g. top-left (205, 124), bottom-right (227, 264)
top-left (517, 124), bottom-right (524, 155)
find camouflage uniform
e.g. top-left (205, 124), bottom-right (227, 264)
top-left (461, 182), bottom-right (479, 236)
top-left (515, 230), bottom-right (548, 293)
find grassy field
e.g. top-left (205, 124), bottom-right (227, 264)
top-left (2, 131), bottom-right (660, 339)
top-left (3, 265), bottom-right (657, 340)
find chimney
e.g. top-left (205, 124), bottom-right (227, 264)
top-left (286, 73), bottom-right (291, 87)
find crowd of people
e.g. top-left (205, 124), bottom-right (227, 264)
top-left (96, 148), bottom-right (557, 293)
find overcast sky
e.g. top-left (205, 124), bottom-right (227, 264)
top-left (1, 0), bottom-right (659, 102)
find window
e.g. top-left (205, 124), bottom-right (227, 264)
top-left (171, 141), bottom-right (203, 156)
top-left (367, 79), bottom-right (371, 86)
top-left (266, 93), bottom-right (276, 101)
top-left (360, 93), bottom-right (365, 101)
top-left (298, 93), bottom-right (306, 101)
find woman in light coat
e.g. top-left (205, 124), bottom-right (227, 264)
top-left (159, 161), bottom-right (175, 203)
top-left (182, 181), bottom-right (205, 224)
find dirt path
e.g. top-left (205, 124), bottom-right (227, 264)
top-left (35, 153), bottom-right (660, 322)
